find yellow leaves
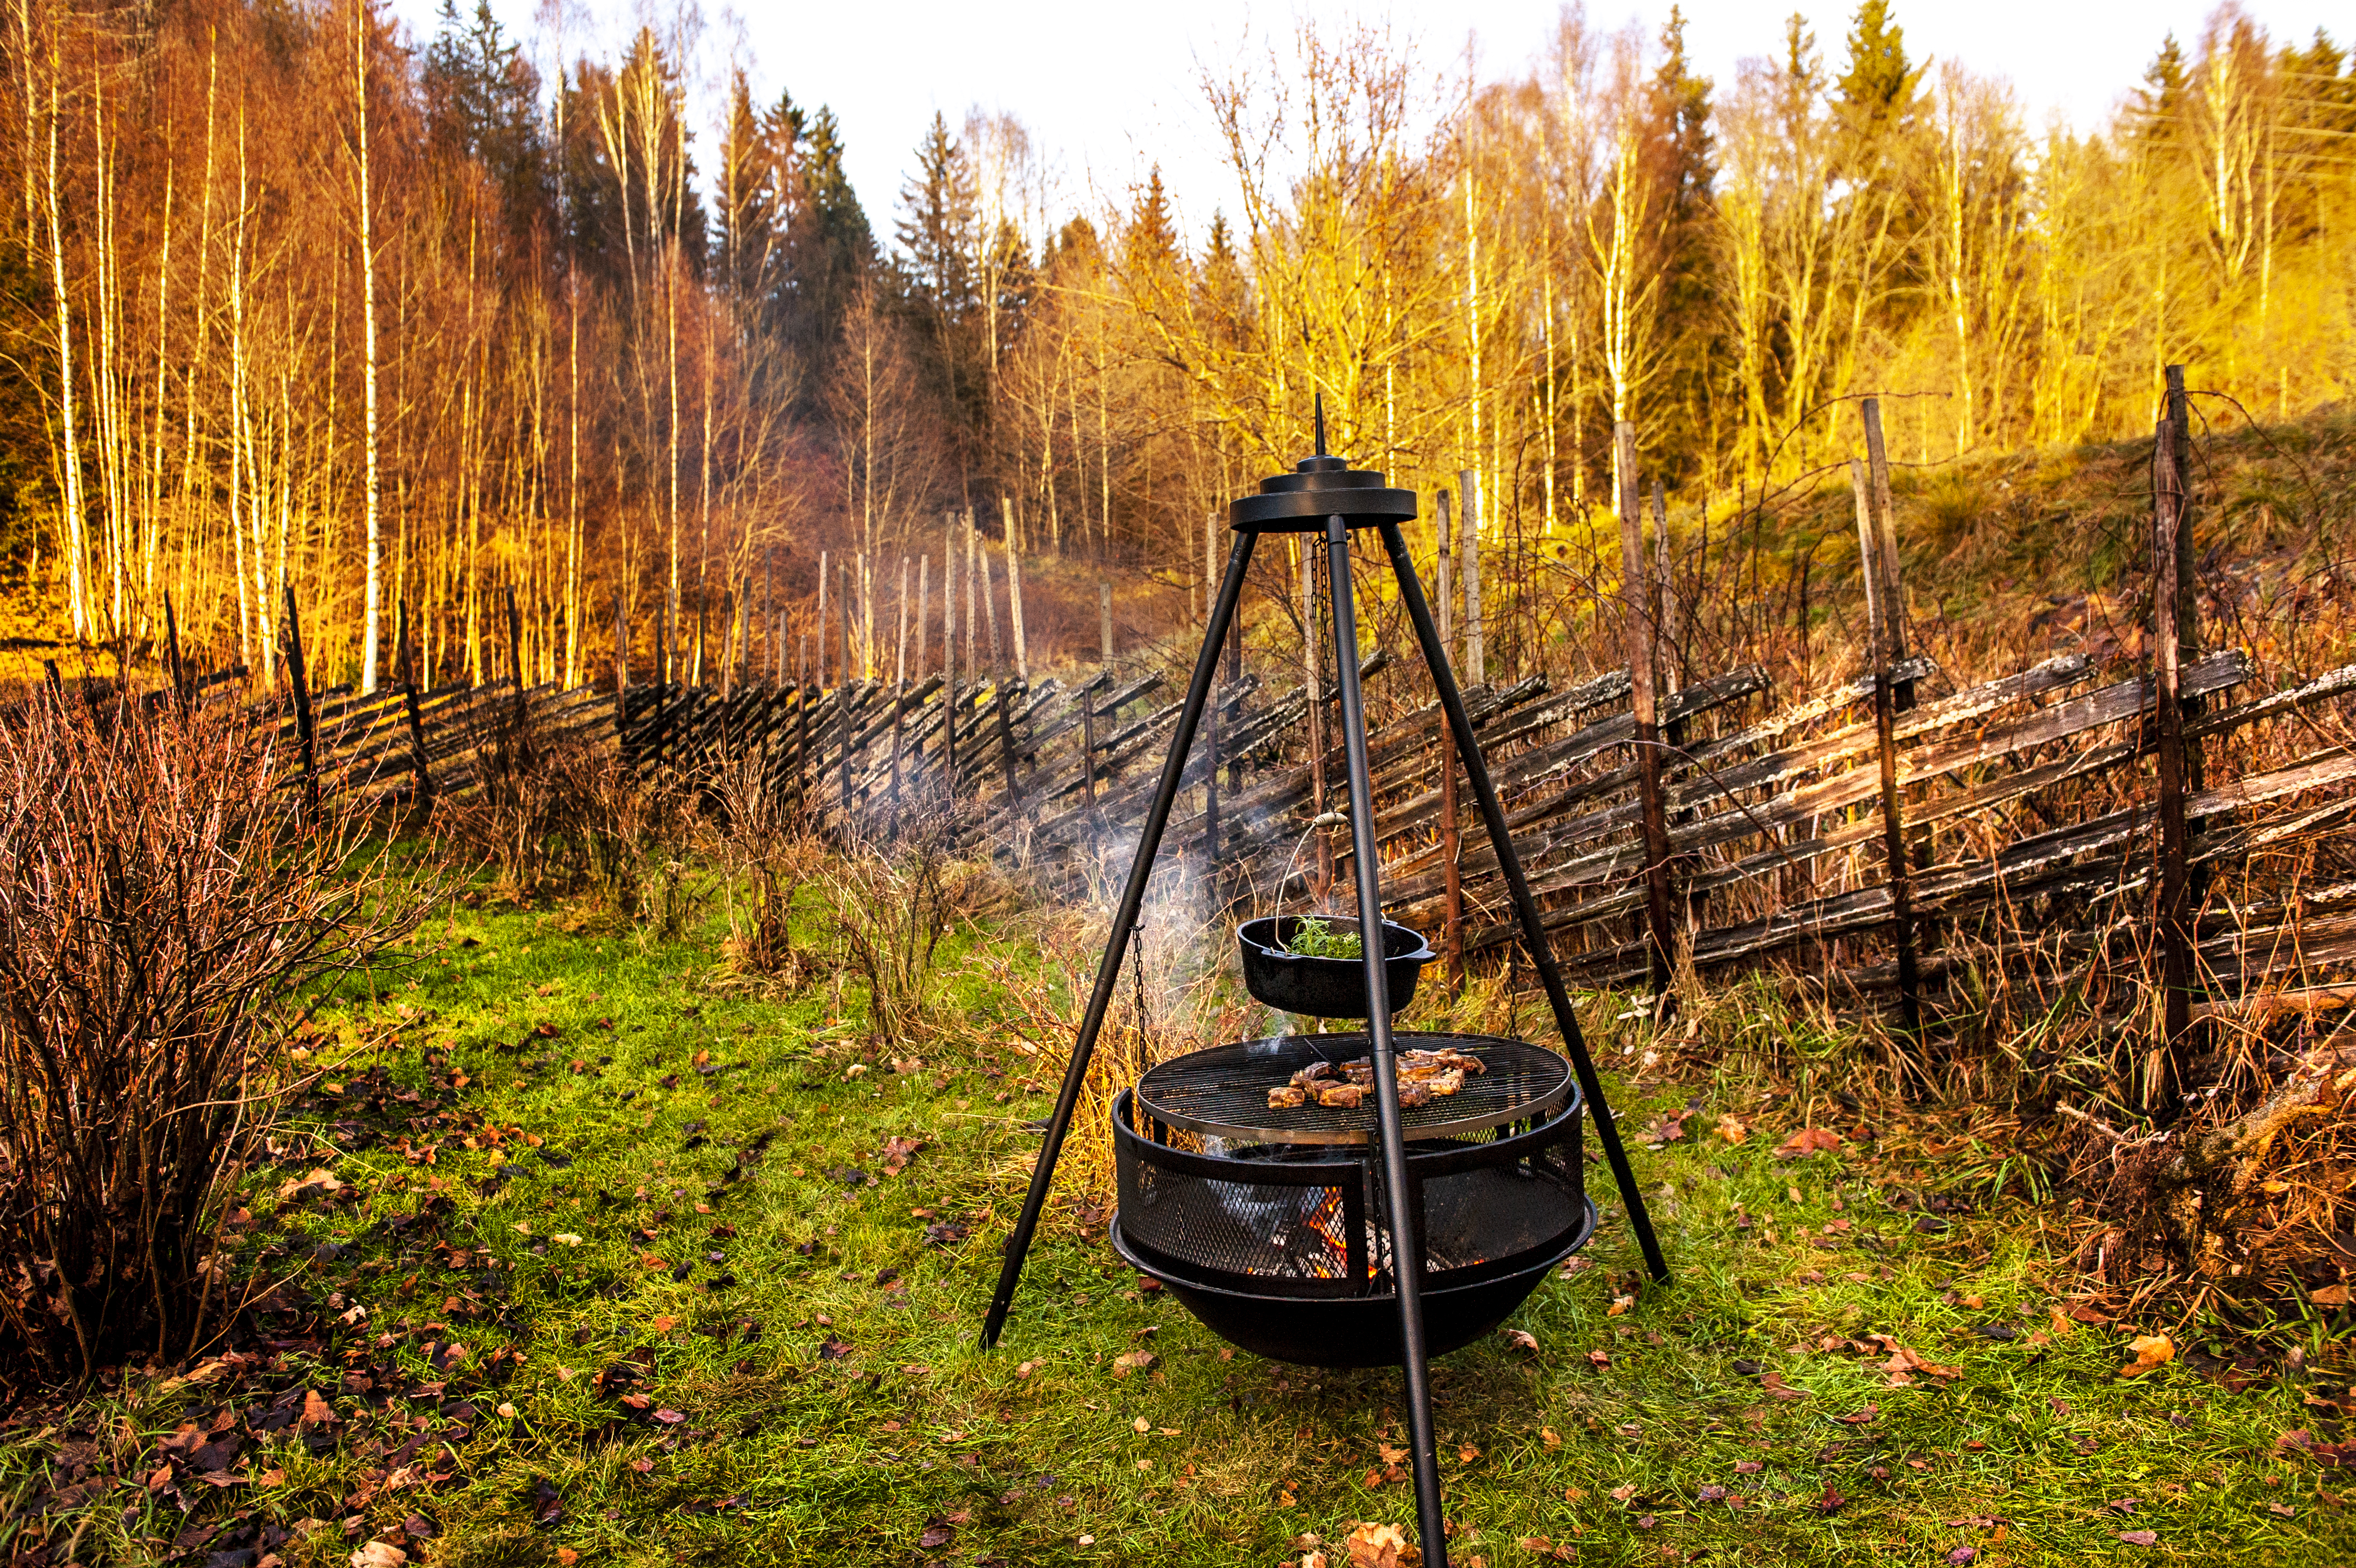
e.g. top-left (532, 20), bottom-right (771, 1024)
top-left (2119, 1333), bottom-right (2176, 1378)
top-left (551, 1233), bottom-right (583, 1247)
top-left (1714, 1114), bottom-right (1749, 1144)
top-left (1607, 1293), bottom-right (1636, 1316)
top-left (1540, 1426), bottom-right (1562, 1449)
top-left (1132, 1417), bottom-right (1150, 1433)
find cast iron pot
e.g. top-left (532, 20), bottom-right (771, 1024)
top-left (1237, 914), bottom-right (1433, 1019)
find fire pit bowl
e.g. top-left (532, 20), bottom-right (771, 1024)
top-left (1237, 914), bottom-right (1433, 1019)
top-left (1110, 1035), bottom-right (1588, 1367)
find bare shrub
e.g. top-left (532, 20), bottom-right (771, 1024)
top-left (709, 750), bottom-right (823, 985)
top-left (815, 812), bottom-right (981, 1051)
top-left (431, 707), bottom-right (698, 927)
top-left (0, 691), bottom-right (435, 1391)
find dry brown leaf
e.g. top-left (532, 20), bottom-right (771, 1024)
top-left (1345, 1521), bottom-right (1417, 1568)
top-left (1776, 1127), bottom-right (1845, 1159)
top-left (2119, 1334), bottom-right (2175, 1377)
top-left (350, 1544), bottom-right (406, 1568)
top-left (1540, 1426), bottom-right (1562, 1448)
top-left (1499, 1328), bottom-right (1539, 1353)
top-left (1760, 1370), bottom-right (1808, 1399)
top-left (1377, 1441), bottom-right (1408, 1467)
top-left (1111, 1350), bottom-right (1158, 1378)
top-left (1715, 1114), bottom-right (1749, 1144)
top-left (1587, 1349), bottom-right (1611, 1369)
top-left (1606, 1294), bottom-right (1636, 1317)
top-left (2311, 1284), bottom-right (2353, 1307)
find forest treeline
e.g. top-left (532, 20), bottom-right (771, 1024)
top-left (1, 0), bottom-right (2350, 689)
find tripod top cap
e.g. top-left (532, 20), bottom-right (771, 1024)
top-left (1228, 453), bottom-right (1418, 534)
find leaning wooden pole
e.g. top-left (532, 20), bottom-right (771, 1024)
top-left (1435, 489), bottom-right (1465, 990)
top-left (2151, 415), bottom-right (2193, 1117)
top-left (396, 597), bottom-right (434, 824)
top-left (1850, 459), bottom-right (1923, 1044)
top-left (1860, 398), bottom-right (1913, 711)
top-left (282, 586), bottom-right (319, 821)
top-left (1615, 423), bottom-right (1676, 1012)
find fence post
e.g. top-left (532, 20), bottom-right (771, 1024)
top-left (282, 586), bottom-right (319, 821)
top-left (613, 589), bottom-right (627, 696)
top-left (1457, 469), bottom-right (1485, 685)
top-left (1004, 496), bottom-right (1029, 681)
top-left (1851, 458), bottom-right (1923, 1044)
top-left (397, 597), bottom-right (434, 822)
top-left (2151, 415), bottom-right (2195, 1117)
top-left (1435, 490), bottom-right (1464, 991)
top-left (838, 561), bottom-right (856, 819)
top-left (1860, 398), bottom-right (1913, 711)
top-left (163, 590), bottom-right (189, 709)
top-left (1616, 424), bottom-right (1676, 1015)
top-left (506, 586), bottom-right (527, 731)
top-left (941, 524), bottom-right (959, 793)
top-left (982, 552), bottom-right (1021, 815)
top-left (890, 555), bottom-right (911, 805)
top-left (1203, 516), bottom-right (1223, 878)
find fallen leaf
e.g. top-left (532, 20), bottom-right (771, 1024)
top-left (1877, 1339), bottom-right (1962, 1381)
top-left (1500, 1328), bottom-right (1538, 1353)
top-left (2117, 1529), bottom-right (2158, 1547)
top-left (1344, 1522), bottom-right (1415, 1568)
top-left (1836, 1403), bottom-right (1879, 1425)
top-left (350, 1544), bottom-right (406, 1568)
top-left (1946, 1551), bottom-right (1977, 1566)
top-left (1457, 1443), bottom-right (1481, 1464)
top-left (1540, 1427), bottom-right (1562, 1448)
top-left (1610, 1483), bottom-right (1638, 1503)
top-left (816, 1334), bottom-right (851, 1361)
top-left (1816, 1480), bottom-right (1845, 1513)
top-left (1378, 1441), bottom-right (1408, 1467)
top-left (555, 1552), bottom-right (579, 1567)
top-left (2311, 1284), bottom-right (2352, 1308)
top-left (919, 1522), bottom-right (955, 1548)
top-left (528, 1476), bottom-right (565, 1527)
top-left (1111, 1350), bottom-right (1158, 1378)
top-left (1776, 1127), bottom-right (1845, 1159)
top-left (652, 1315), bottom-right (678, 1334)
top-left (299, 1389), bottom-right (337, 1428)
top-left (1760, 1370), bottom-right (1808, 1399)
top-left (2119, 1334), bottom-right (2175, 1378)
top-left (1133, 1417), bottom-right (1151, 1433)
top-left (1715, 1114), bottom-right (1749, 1144)
top-left (1606, 1294), bottom-right (1636, 1317)
top-left (1588, 1349), bottom-right (1611, 1370)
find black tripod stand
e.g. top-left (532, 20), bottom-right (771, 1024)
top-left (981, 433), bottom-right (1669, 1565)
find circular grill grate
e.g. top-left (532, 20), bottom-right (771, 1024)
top-left (1134, 1030), bottom-right (1570, 1146)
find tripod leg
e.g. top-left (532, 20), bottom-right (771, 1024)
top-left (1375, 520), bottom-right (1670, 1283)
top-left (1324, 518), bottom-right (1450, 1567)
top-left (979, 527), bottom-right (1259, 1349)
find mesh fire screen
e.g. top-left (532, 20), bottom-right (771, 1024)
top-left (1113, 1082), bottom-right (1584, 1299)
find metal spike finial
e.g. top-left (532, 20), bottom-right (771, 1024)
top-left (1313, 395), bottom-right (1327, 458)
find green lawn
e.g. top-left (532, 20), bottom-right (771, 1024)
top-left (5, 886), bottom-right (2348, 1567)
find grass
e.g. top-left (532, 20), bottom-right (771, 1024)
top-left (3, 880), bottom-right (2350, 1567)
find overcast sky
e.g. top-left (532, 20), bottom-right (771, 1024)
top-left (401, 0), bottom-right (2334, 246)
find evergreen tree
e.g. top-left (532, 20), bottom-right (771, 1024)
top-left (2133, 34), bottom-right (2188, 143)
top-left (1645, 6), bottom-right (1720, 484)
top-left (423, 0), bottom-right (551, 234)
top-left (778, 101), bottom-right (875, 384)
top-left (895, 113), bottom-right (977, 326)
top-left (1835, 0), bottom-right (1925, 154)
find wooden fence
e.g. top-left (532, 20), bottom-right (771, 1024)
top-left (132, 383), bottom-right (2356, 1106)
